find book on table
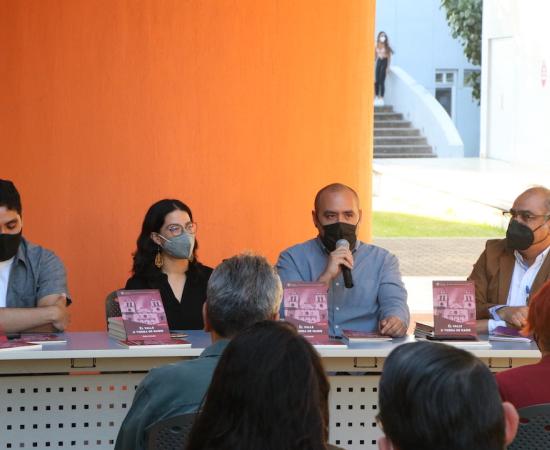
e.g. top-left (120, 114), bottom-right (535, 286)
top-left (0, 335), bottom-right (42, 352)
top-left (414, 281), bottom-right (490, 348)
top-left (489, 326), bottom-right (532, 343)
top-left (283, 282), bottom-right (346, 348)
top-left (17, 333), bottom-right (67, 344)
top-left (341, 330), bottom-right (392, 344)
top-left (114, 289), bottom-right (191, 348)
top-left (108, 317), bottom-right (188, 341)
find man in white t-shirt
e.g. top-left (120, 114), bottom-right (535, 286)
top-left (469, 187), bottom-right (550, 333)
top-left (0, 179), bottom-right (70, 332)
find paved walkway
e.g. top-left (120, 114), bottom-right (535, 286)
top-left (372, 237), bottom-right (486, 277)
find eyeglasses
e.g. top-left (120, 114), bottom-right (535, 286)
top-left (165, 222), bottom-right (197, 236)
top-left (502, 210), bottom-right (550, 223)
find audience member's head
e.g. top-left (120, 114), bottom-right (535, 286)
top-left (204, 253), bottom-right (282, 339)
top-left (377, 341), bottom-right (518, 450)
top-left (522, 279), bottom-right (550, 353)
top-left (186, 320), bottom-right (330, 450)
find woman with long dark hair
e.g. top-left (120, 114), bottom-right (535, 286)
top-left (374, 31), bottom-right (393, 105)
top-left (125, 199), bottom-right (212, 330)
top-left (186, 321), bottom-right (342, 450)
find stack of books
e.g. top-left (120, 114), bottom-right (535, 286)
top-left (413, 280), bottom-right (491, 348)
top-left (109, 289), bottom-right (191, 349)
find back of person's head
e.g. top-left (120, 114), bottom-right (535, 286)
top-left (186, 320), bottom-right (330, 450)
top-left (378, 341), bottom-right (517, 450)
top-left (0, 179), bottom-right (22, 215)
top-left (523, 279), bottom-right (550, 351)
top-left (205, 253), bottom-right (282, 338)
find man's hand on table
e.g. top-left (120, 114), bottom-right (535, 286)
top-left (379, 316), bottom-right (407, 337)
top-left (496, 306), bottom-right (528, 329)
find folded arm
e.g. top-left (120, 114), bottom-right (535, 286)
top-left (0, 294), bottom-right (69, 333)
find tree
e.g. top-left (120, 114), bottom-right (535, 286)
top-left (441, 0), bottom-right (482, 102)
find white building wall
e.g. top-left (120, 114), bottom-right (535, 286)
top-left (376, 0), bottom-right (481, 156)
top-left (480, 0), bottom-right (550, 166)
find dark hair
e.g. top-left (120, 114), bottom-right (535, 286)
top-left (523, 279), bottom-right (550, 350)
top-left (205, 253), bottom-right (282, 338)
top-left (376, 31), bottom-right (394, 55)
top-left (131, 199), bottom-right (198, 277)
top-left (0, 179), bottom-right (22, 215)
top-left (378, 341), bottom-right (505, 450)
top-left (186, 321), bottom-right (330, 450)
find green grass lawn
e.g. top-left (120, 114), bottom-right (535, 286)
top-left (373, 211), bottom-right (504, 238)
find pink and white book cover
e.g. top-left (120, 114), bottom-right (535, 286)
top-left (432, 281), bottom-right (477, 338)
top-left (117, 289), bottom-right (170, 340)
top-left (283, 282), bottom-right (330, 343)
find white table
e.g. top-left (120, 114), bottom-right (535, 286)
top-left (0, 332), bottom-right (540, 450)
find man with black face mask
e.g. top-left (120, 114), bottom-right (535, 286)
top-left (276, 183), bottom-right (409, 337)
top-left (469, 187), bottom-right (550, 334)
top-left (0, 179), bottom-right (70, 333)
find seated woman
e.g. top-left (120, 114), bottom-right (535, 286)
top-left (496, 280), bottom-right (550, 409)
top-left (186, 321), bottom-right (343, 450)
top-left (126, 199), bottom-right (212, 330)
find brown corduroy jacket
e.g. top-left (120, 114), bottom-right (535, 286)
top-left (468, 239), bottom-right (550, 319)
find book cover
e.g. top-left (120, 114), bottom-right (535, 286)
top-left (433, 281), bottom-right (477, 338)
top-left (283, 282), bottom-right (330, 341)
top-left (117, 289), bottom-right (170, 340)
top-left (342, 330), bottom-right (392, 343)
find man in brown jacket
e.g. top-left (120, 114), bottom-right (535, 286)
top-left (469, 187), bottom-right (550, 334)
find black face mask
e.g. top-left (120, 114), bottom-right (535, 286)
top-left (505, 219), bottom-right (548, 251)
top-left (0, 231), bottom-right (22, 261)
top-left (320, 222), bottom-right (357, 252)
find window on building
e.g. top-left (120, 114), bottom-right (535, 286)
top-left (435, 69), bottom-right (458, 120)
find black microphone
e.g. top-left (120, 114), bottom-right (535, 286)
top-left (336, 239), bottom-right (354, 288)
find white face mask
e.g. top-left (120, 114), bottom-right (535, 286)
top-left (380, 36), bottom-right (387, 43)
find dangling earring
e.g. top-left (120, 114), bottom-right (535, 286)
top-left (154, 246), bottom-right (164, 268)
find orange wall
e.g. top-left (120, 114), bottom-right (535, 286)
top-left (0, 0), bottom-right (375, 331)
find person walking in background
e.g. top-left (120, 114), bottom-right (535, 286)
top-left (374, 31), bottom-right (393, 106)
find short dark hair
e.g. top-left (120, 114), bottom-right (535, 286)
top-left (314, 183), bottom-right (359, 212)
top-left (206, 253), bottom-right (282, 337)
top-left (378, 341), bottom-right (505, 450)
top-left (0, 179), bottom-right (22, 215)
top-left (186, 321), bottom-right (330, 450)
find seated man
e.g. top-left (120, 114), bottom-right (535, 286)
top-left (0, 179), bottom-right (70, 332)
top-left (469, 187), bottom-right (550, 333)
top-left (115, 253), bottom-right (282, 450)
top-left (496, 279), bottom-right (550, 409)
top-left (276, 183), bottom-right (409, 337)
top-left (377, 341), bottom-right (519, 450)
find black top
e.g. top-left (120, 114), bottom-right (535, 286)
top-left (125, 262), bottom-right (213, 330)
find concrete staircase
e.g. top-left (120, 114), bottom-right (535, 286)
top-left (374, 105), bottom-right (435, 158)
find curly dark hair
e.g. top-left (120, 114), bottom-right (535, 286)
top-left (131, 199), bottom-right (199, 278)
top-left (186, 321), bottom-right (331, 450)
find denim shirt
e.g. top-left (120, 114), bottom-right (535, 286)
top-left (5, 238), bottom-right (68, 307)
top-left (276, 238), bottom-right (409, 336)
